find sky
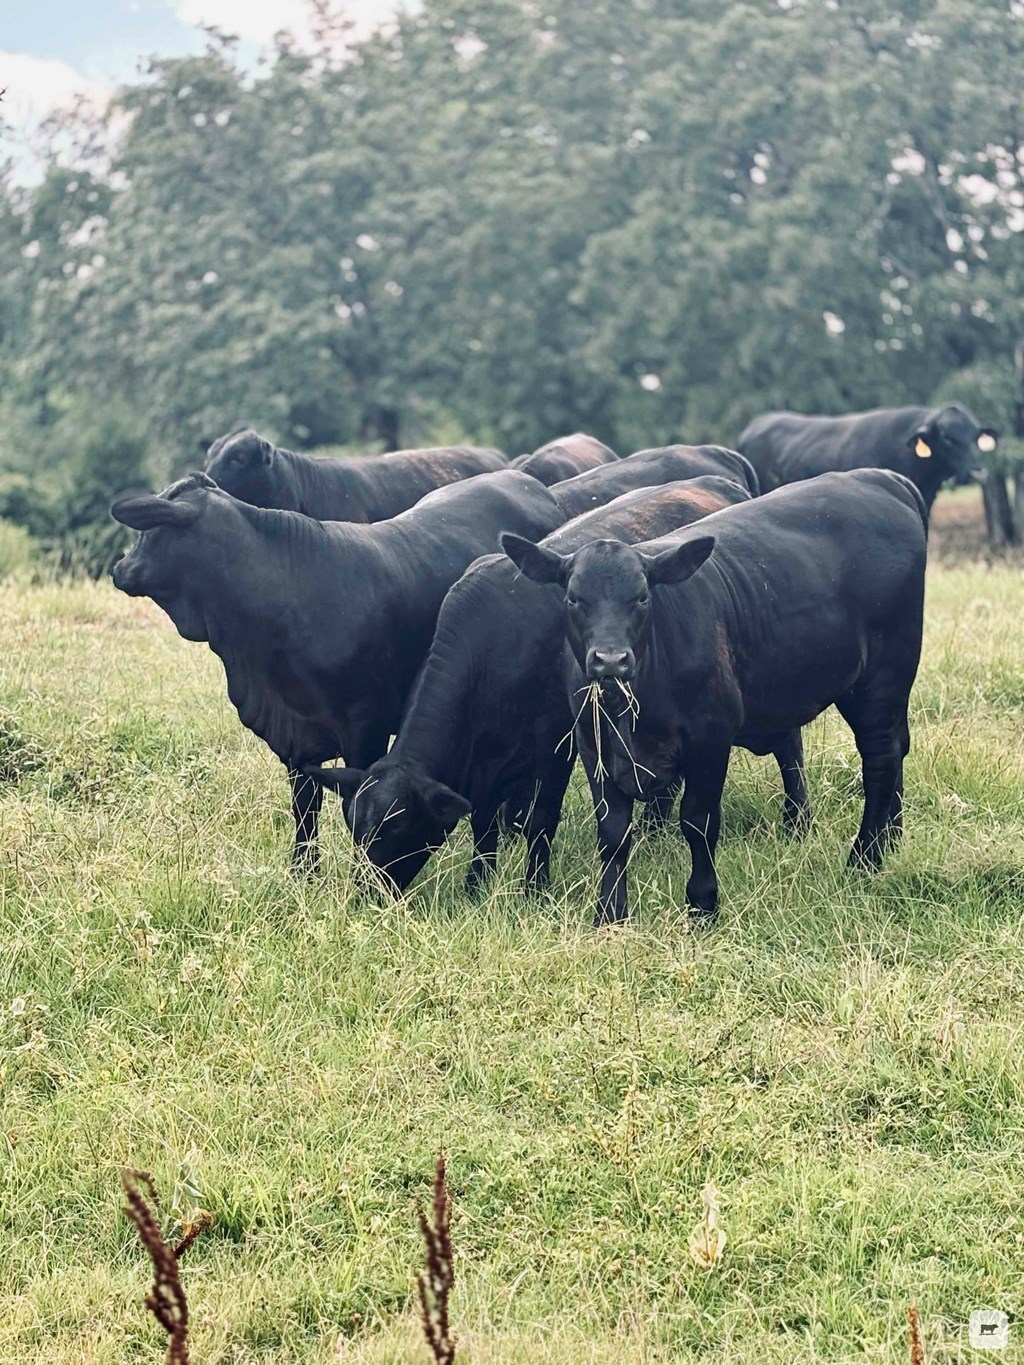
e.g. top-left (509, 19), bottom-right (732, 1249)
top-left (1, 1), bottom-right (396, 174)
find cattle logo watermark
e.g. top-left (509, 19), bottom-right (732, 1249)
top-left (969, 1310), bottom-right (1009, 1349)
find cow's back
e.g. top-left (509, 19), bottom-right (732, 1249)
top-left (651, 469), bottom-right (926, 653)
top-left (511, 433), bottom-right (618, 485)
top-left (737, 408), bottom-right (930, 491)
top-left (371, 469), bottom-right (564, 577)
top-left (298, 444), bottom-right (506, 521)
top-left (552, 444), bottom-right (758, 517)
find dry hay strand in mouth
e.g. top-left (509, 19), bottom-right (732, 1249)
top-left (588, 681), bottom-right (608, 781)
top-left (615, 678), bottom-right (641, 728)
top-left (561, 680), bottom-right (657, 802)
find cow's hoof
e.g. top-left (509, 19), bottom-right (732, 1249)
top-left (848, 848), bottom-right (884, 872)
top-left (783, 811), bottom-right (812, 841)
top-left (592, 907), bottom-right (628, 931)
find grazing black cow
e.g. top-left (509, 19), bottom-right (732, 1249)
top-left (551, 445), bottom-right (760, 518)
top-left (510, 433), bottom-right (619, 485)
top-left (110, 470), bottom-right (562, 865)
top-left (736, 403), bottom-right (997, 511)
top-left (502, 469), bottom-right (927, 926)
top-left (203, 427), bottom-right (506, 521)
top-left (303, 476), bottom-right (755, 895)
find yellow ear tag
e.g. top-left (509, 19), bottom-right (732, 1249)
top-left (915, 438), bottom-right (932, 458)
top-left (978, 432), bottom-right (996, 453)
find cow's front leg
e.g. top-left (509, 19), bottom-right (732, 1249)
top-left (294, 714), bottom-right (390, 872)
top-left (287, 765), bottom-right (324, 871)
top-left (466, 807), bottom-right (499, 896)
top-left (579, 749), bottom-right (634, 926)
top-left (775, 728), bottom-right (811, 837)
top-left (678, 745), bottom-right (730, 922)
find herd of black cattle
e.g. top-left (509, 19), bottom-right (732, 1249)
top-left (109, 400), bottom-right (999, 925)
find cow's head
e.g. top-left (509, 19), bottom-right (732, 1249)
top-left (203, 428), bottom-right (299, 510)
top-left (909, 404), bottom-right (998, 485)
top-left (501, 533), bottom-right (715, 683)
top-left (110, 472), bottom-right (221, 640)
top-left (304, 759), bottom-right (470, 893)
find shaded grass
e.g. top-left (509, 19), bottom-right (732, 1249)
top-left (0, 565), bottom-right (1022, 1362)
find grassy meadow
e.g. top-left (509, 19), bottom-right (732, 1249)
top-left (1, 540), bottom-right (1023, 1363)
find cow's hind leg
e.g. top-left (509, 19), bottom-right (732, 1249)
top-left (288, 766), bottom-right (324, 871)
top-left (837, 687), bottom-right (906, 870)
top-left (881, 713), bottom-right (910, 852)
top-left (678, 745), bottom-right (730, 923)
top-left (775, 728), bottom-right (811, 837)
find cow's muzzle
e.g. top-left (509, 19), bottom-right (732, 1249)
top-left (111, 558), bottom-right (136, 593)
top-left (586, 647), bottom-right (634, 681)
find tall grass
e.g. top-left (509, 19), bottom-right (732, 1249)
top-left (0, 559), bottom-right (1022, 1362)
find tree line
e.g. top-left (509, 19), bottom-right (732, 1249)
top-left (1, 0), bottom-right (1022, 570)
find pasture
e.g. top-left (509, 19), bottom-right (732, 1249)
top-left (2, 542), bottom-right (1023, 1363)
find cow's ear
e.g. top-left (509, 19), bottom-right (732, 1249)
top-left (909, 424), bottom-right (934, 458)
top-left (642, 535), bottom-right (715, 587)
top-left (977, 428), bottom-right (998, 453)
top-left (419, 777), bottom-right (471, 828)
top-left (500, 532), bottom-right (568, 585)
top-left (302, 764), bottom-right (368, 799)
top-left (110, 493), bottom-right (200, 531)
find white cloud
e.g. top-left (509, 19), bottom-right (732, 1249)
top-left (0, 52), bottom-right (111, 184)
top-left (174, 0), bottom-right (395, 47)
top-left (0, 51), bottom-right (110, 131)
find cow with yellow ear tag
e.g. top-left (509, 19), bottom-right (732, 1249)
top-left (736, 401), bottom-right (998, 516)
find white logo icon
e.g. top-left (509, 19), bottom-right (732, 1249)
top-left (969, 1310), bottom-right (1009, 1349)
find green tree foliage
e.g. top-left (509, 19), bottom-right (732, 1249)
top-left (1, 0), bottom-right (1022, 566)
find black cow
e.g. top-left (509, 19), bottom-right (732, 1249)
top-left (304, 476), bottom-right (755, 895)
top-left (551, 445), bottom-right (760, 518)
top-left (203, 427), bottom-right (506, 521)
top-left (510, 433), bottom-right (619, 485)
top-left (110, 470), bottom-right (562, 865)
top-left (502, 469), bottom-right (926, 926)
top-left (736, 403), bottom-right (997, 511)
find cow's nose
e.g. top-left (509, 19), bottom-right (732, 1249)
top-left (588, 648), bottom-right (633, 680)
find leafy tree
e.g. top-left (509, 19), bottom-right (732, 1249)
top-left (1, 0), bottom-right (1022, 564)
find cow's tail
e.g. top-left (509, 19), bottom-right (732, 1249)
top-left (885, 470), bottom-right (929, 541)
top-left (707, 445), bottom-right (761, 497)
top-left (900, 472), bottom-right (929, 533)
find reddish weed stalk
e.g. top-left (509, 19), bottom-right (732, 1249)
top-left (908, 1304), bottom-right (924, 1365)
top-left (416, 1152), bottom-right (456, 1365)
top-left (121, 1168), bottom-right (212, 1365)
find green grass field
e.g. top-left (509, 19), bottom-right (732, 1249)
top-left (2, 554), bottom-right (1023, 1363)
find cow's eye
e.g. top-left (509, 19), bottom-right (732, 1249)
top-left (566, 595), bottom-right (580, 608)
